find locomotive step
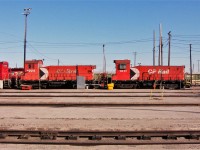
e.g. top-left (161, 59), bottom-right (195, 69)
top-left (20, 85), bottom-right (32, 90)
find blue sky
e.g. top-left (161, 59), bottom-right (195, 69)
top-left (0, 0), bottom-right (199, 73)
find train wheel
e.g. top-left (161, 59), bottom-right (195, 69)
top-left (164, 84), bottom-right (178, 90)
top-left (132, 84), bottom-right (137, 89)
top-left (42, 85), bottom-right (47, 89)
top-left (119, 84), bottom-right (133, 89)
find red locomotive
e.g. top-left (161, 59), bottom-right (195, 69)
top-left (112, 59), bottom-right (185, 89)
top-left (0, 59), bottom-right (185, 89)
top-left (0, 62), bottom-right (10, 87)
top-left (19, 59), bottom-right (96, 88)
top-left (0, 62), bottom-right (9, 80)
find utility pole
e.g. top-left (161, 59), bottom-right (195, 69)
top-left (168, 31), bottom-right (171, 66)
top-left (158, 24), bottom-right (163, 66)
top-left (103, 44), bottom-right (106, 74)
top-left (58, 59), bottom-right (60, 66)
top-left (193, 64), bottom-right (194, 73)
top-left (23, 8), bottom-right (31, 73)
top-left (134, 52), bottom-right (137, 66)
top-left (160, 24), bottom-right (163, 66)
top-left (158, 26), bottom-right (160, 66)
top-left (153, 30), bottom-right (156, 66)
top-left (102, 44), bottom-right (107, 87)
top-left (198, 60), bottom-right (200, 72)
top-left (190, 44), bottom-right (192, 86)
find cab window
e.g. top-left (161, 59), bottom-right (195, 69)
top-left (28, 64), bottom-right (35, 69)
top-left (119, 64), bottom-right (126, 70)
top-left (28, 64), bottom-right (32, 69)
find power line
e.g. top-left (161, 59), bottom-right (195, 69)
top-left (0, 41), bottom-right (21, 44)
top-left (0, 45), bottom-right (23, 49)
top-left (27, 42), bottom-right (59, 61)
top-left (192, 50), bottom-right (200, 52)
top-left (173, 34), bottom-right (200, 37)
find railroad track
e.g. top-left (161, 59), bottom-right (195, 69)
top-left (0, 91), bottom-right (198, 94)
top-left (0, 130), bottom-right (199, 145)
top-left (0, 89), bottom-right (199, 94)
top-left (0, 102), bottom-right (199, 107)
top-left (0, 94), bottom-right (199, 97)
top-left (0, 89), bottom-right (199, 97)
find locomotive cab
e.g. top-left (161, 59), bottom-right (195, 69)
top-left (112, 60), bottom-right (130, 81)
top-left (19, 60), bottom-right (44, 88)
top-left (21, 60), bottom-right (43, 81)
top-left (0, 61), bottom-right (9, 80)
top-left (112, 60), bottom-right (138, 89)
top-left (0, 61), bottom-right (11, 88)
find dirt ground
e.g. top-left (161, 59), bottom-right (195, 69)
top-left (0, 88), bottom-right (200, 149)
top-left (0, 106), bottom-right (200, 131)
top-left (0, 144), bottom-right (200, 150)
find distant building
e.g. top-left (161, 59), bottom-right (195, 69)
top-left (185, 72), bottom-right (200, 86)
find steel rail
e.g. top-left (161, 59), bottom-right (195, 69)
top-left (0, 103), bottom-right (199, 107)
top-left (0, 94), bottom-right (199, 97)
top-left (0, 130), bottom-right (199, 145)
top-left (0, 91), bottom-right (198, 94)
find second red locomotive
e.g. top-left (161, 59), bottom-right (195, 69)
top-left (112, 59), bottom-right (185, 89)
